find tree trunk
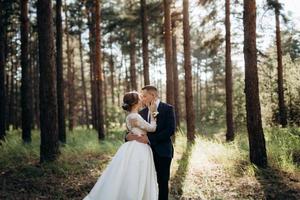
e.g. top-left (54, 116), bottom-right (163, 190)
top-left (140, 0), bottom-right (150, 85)
top-left (21, 0), bottom-right (32, 143)
top-left (103, 67), bottom-right (109, 130)
top-left (33, 41), bottom-right (40, 129)
top-left (196, 60), bottom-right (201, 125)
top-left (243, 0), bottom-right (267, 167)
top-left (56, 0), bottom-right (66, 143)
top-left (0, 0), bottom-right (6, 141)
top-left (8, 51), bottom-right (14, 129)
top-left (109, 36), bottom-right (115, 105)
top-left (225, 0), bottom-right (234, 141)
top-left (129, 31), bottom-right (137, 90)
top-left (5, 72), bottom-right (9, 131)
top-left (117, 70), bottom-right (121, 106)
top-left (37, 0), bottom-right (59, 162)
top-left (86, 3), bottom-right (97, 130)
top-left (183, 0), bottom-right (195, 141)
top-left (275, 0), bottom-right (287, 127)
top-left (171, 18), bottom-right (180, 128)
top-left (163, 0), bottom-right (174, 105)
top-left (93, 0), bottom-right (105, 140)
top-left (64, 0), bottom-right (75, 131)
top-left (79, 33), bottom-right (89, 128)
top-left (204, 61), bottom-right (208, 121)
top-left (125, 56), bottom-right (130, 92)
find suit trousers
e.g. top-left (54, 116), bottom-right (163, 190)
top-left (152, 150), bottom-right (172, 200)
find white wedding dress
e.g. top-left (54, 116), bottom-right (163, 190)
top-left (83, 112), bottom-right (158, 200)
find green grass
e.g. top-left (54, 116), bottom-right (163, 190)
top-left (0, 128), bottom-right (125, 200)
top-left (0, 126), bottom-right (299, 200)
top-left (170, 127), bottom-right (300, 199)
top-left (0, 129), bottom-right (124, 170)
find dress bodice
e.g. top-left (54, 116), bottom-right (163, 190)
top-left (126, 113), bottom-right (157, 136)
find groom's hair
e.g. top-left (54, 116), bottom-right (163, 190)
top-left (142, 85), bottom-right (158, 97)
top-left (142, 85), bottom-right (157, 92)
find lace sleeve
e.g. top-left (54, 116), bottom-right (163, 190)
top-left (135, 114), bottom-right (157, 132)
top-left (127, 114), bottom-right (156, 132)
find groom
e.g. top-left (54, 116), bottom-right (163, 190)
top-left (126, 85), bottom-right (176, 200)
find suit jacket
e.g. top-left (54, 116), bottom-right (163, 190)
top-left (139, 101), bottom-right (176, 158)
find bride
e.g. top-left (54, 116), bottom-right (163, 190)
top-left (83, 91), bottom-right (159, 200)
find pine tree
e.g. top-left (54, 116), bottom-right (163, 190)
top-left (243, 0), bottom-right (267, 167)
top-left (37, 0), bottom-right (59, 162)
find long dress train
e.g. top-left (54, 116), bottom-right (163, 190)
top-left (83, 113), bottom-right (158, 200)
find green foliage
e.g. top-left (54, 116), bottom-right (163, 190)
top-left (233, 71), bottom-right (247, 129)
top-left (234, 127), bottom-right (300, 171)
top-left (259, 49), bottom-right (300, 126)
top-left (1, 127), bottom-right (299, 199)
top-left (265, 127), bottom-right (300, 170)
top-left (68, 0), bottom-right (87, 35)
top-left (105, 105), bottom-right (125, 130)
top-left (0, 129), bottom-right (124, 170)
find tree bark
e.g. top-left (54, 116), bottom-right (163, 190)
top-left (243, 0), bottom-right (267, 167)
top-left (171, 17), bottom-right (180, 128)
top-left (79, 33), bottom-right (89, 128)
top-left (64, 0), bottom-right (75, 131)
top-left (8, 49), bottom-right (16, 129)
top-left (94, 0), bottom-right (105, 140)
top-left (183, 0), bottom-right (195, 141)
top-left (275, 0), bottom-right (287, 127)
top-left (33, 41), bottom-right (40, 129)
top-left (225, 0), bottom-right (234, 141)
top-left (21, 0), bottom-right (32, 143)
top-left (125, 56), bottom-right (130, 92)
top-left (86, 2), bottom-right (97, 130)
top-left (129, 31), bottom-right (137, 90)
top-left (109, 36), bottom-right (115, 105)
top-left (163, 0), bottom-right (174, 105)
top-left (0, 0), bottom-right (6, 141)
top-left (56, 0), bottom-right (66, 143)
top-left (37, 0), bottom-right (59, 162)
top-left (103, 66), bottom-right (109, 130)
top-left (140, 0), bottom-right (150, 85)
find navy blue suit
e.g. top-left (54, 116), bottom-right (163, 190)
top-left (139, 101), bottom-right (176, 200)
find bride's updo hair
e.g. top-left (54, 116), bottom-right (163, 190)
top-left (122, 91), bottom-right (140, 111)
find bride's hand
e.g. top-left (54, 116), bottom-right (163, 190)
top-left (149, 100), bottom-right (157, 113)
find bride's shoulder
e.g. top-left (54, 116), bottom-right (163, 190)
top-left (126, 112), bottom-right (140, 120)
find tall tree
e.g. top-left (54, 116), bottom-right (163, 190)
top-left (86, 0), bottom-right (97, 129)
top-left (0, 0), bottom-right (6, 141)
top-left (93, 0), bottom-right (105, 140)
top-left (172, 11), bottom-right (181, 128)
top-left (129, 31), bottom-right (137, 90)
top-left (68, 0), bottom-right (89, 127)
top-left (109, 35), bottom-right (115, 105)
top-left (273, 0), bottom-right (287, 127)
top-left (21, 0), bottom-right (32, 143)
top-left (183, 0), bottom-right (195, 141)
top-left (56, 0), bottom-right (66, 143)
top-left (243, 0), bottom-right (267, 167)
top-left (140, 0), bottom-right (150, 85)
top-left (79, 32), bottom-right (89, 127)
top-left (225, 0), bottom-right (234, 141)
top-left (163, 0), bottom-right (174, 105)
top-left (64, 0), bottom-right (75, 131)
top-left (37, 0), bottom-right (59, 162)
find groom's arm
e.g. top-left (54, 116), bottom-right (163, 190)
top-left (147, 105), bottom-right (175, 145)
top-left (125, 132), bottom-right (140, 142)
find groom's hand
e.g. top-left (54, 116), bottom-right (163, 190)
top-left (136, 134), bottom-right (149, 144)
top-left (126, 133), bottom-right (140, 141)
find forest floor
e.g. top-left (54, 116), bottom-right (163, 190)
top-left (0, 127), bottom-right (299, 200)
